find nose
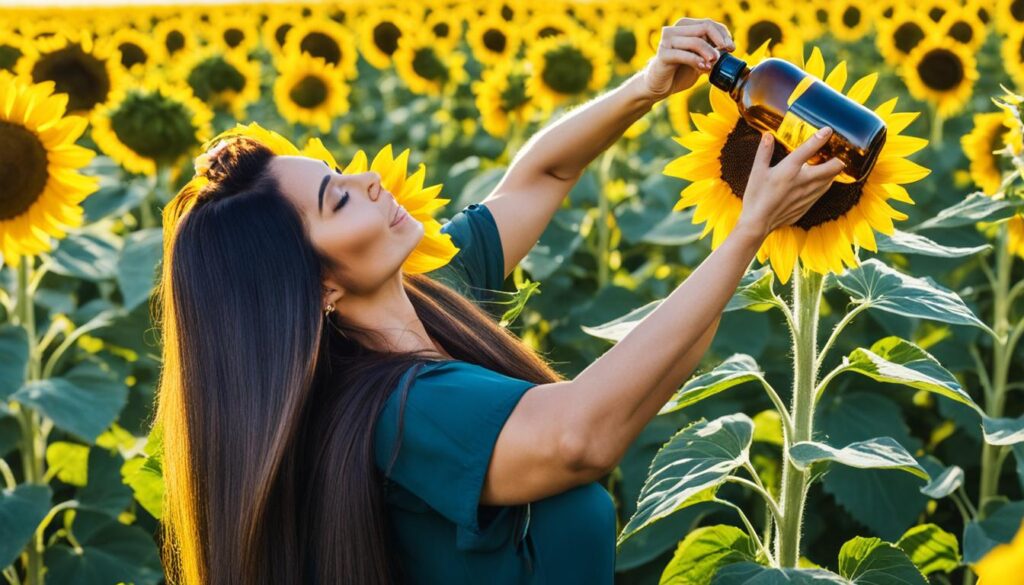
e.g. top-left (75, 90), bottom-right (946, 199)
top-left (367, 172), bottom-right (383, 201)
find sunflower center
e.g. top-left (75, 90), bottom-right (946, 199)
top-left (223, 27), bottom-right (245, 49)
top-left (538, 26), bottom-right (563, 38)
top-left (816, 8), bottom-right (830, 24)
top-left (949, 21), bottom-right (973, 44)
top-left (0, 121), bottom-right (48, 221)
top-left (118, 41), bottom-right (147, 69)
top-left (0, 44), bottom-right (22, 72)
top-left (373, 21), bottom-right (401, 56)
top-left (108, 90), bottom-right (200, 163)
top-left (719, 119), bottom-right (864, 230)
top-left (1012, 0), bottom-right (1024, 21)
top-left (500, 5), bottom-right (514, 21)
top-left (274, 24), bottom-right (292, 48)
top-left (613, 28), bottom-right (637, 63)
top-left (433, 22), bottom-right (450, 38)
top-left (928, 6), bottom-right (946, 21)
top-left (747, 20), bottom-right (783, 51)
top-left (483, 29), bottom-right (507, 53)
top-left (187, 56), bottom-right (246, 102)
top-left (978, 6), bottom-right (990, 23)
top-left (916, 48), bottom-right (964, 91)
top-left (893, 22), bottom-right (925, 53)
top-left (165, 30), bottom-right (185, 55)
top-left (299, 32), bottom-right (342, 66)
top-left (289, 75), bottom-right (328, 108)
top-left (842, 6), bottom-right (861, 28)
top-left (30, 43), bottom-right (111, 113)
top-left (411, 47), bottom-right (447, 82)
top-left (542, 45), bottom-right (593, 95)
top-left (500, 72), bottom-right (530, 112)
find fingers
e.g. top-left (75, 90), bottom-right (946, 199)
top-left (802, 157), bottom-right (846, 182)
top-left (658, 47), bottom-right (708, 71)
top-left (670, 18), bottom-right (735, 51)
top-left (749, 131), bottom-right (774, 182)
top-left (784, 126), bottom-right (834, 168)
top-left (663, 32), bottom-right (720, 65)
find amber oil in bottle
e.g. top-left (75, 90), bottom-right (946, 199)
top-left (708, 52), bottom-right (887, 183)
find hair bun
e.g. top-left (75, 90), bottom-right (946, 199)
top-left (193, 139), bottom-right (232, 179)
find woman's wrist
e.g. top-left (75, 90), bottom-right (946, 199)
top-left (732, 219), bottom-right (769, 249)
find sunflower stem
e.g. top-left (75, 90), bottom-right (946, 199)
top-left (596, 143), bottom-right (618, 288)
top-left (775, 266), bottom-right (824, 567)
top-left (13, 256), bottom-right (46, 585)
top-left (930, 106), bottom-right (945, 147)
top-left (979, 221), bottom-right (1013, 511)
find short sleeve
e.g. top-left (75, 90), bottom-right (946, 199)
top-left (426, 203), bottom-right (507, 303)
top-left (374, 361), bottom-right (536, 534)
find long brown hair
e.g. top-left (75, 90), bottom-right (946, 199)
top-left (151, 136), bottom-right (564, 584)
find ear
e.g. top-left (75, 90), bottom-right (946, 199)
top-left (322, 279), bottom-right (345, 309)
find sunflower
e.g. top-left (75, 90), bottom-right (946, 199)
top-left (153, 16), bottom-right (198, 62)
top-left (961, 111), bottom-right (1022, 195)
top-left (1002, 26), bottom-right (1024, 89)
top-left (195, 122), bottom-right (460, 273)
top-left (994, 0), bottom-right (1024, 34)
top-left (525, 28), bottom-right (612, 114)
top-left (876, 10), bottom-right (930, 67)
top-left (260, 6), bottom-right (298, 64)
top-left (472, 58), bottom-right (538, 138)
top-left (0, 71), bottom-right (99, 269)
top-left (901, 35), bottom-right (978, 119)
top-left (664, 45), bottom-right (931, 284)
top-left (599, 15), bottom-right (652, 77)
top-left (202, 12), bottom-right (260, 57)
top-left (919, 0), bottom-right (952, 23)
top-left (423, 6), bottom-right (465, 56)
top-left (0, 29), bottom-right (27, 73)
top-left (829, 0), bottom-right (874, 42)
top-left (793, 0), bottom-right (833, 41)
top-left (1009, 215), bottom-right (1024, 260)
top-left (939, 6), bottom-right (987, 50)
top-left (91, 75), bottom-right (214, 176)
top-left (283, 19), bottom-right (358, 82)
top-left (16, 31), bottom-right (125, 116)
top-left (273, 51), bottom-right (351, 134)
top-left (105, 28), bottom-right (160, 77)
top-left (522, 10), bottom-right (581, 41)
top-left (466, 10), bottom-right (522, 67)
top-left (357, 7), bottom-right (410, 70)
top-left (393, 30), bottom-right (469, 97)
top-left (731, 5), bottom-right (803, 63)
top-left (175, 46), bottom-right (261, 120)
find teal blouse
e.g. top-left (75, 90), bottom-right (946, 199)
top-left (373, 202), bottom-right (617, 584)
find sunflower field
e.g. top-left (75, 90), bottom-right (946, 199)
top-left (1, 0), bottom-right (1024, 583)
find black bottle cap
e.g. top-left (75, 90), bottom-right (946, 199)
top-left (709, 53), bottom-right (747, 92)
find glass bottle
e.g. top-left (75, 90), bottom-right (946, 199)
top-left (708, 52), bottom-right (887, 184)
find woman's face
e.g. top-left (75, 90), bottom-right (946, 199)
top-left (269, 155), bottom-right (424, 301)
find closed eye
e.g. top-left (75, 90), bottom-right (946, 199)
top-left (333, 190), bottom-right (349, 212)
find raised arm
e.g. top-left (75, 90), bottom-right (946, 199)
top-left (482, 17), bottom-right (736, 280)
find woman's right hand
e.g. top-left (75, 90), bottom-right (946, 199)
top-left (736, 127), bottom-right (847, 240)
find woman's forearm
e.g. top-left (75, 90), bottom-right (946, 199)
top-left (511, 70), bottom-right (655, 180)
top-left (570, 223), bottom-right (765, 469)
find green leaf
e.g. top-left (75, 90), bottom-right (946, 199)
top-left (909, 191), bottom-right (1024, 231)
top-left (711, 563), bottom-right (848, 584)
top-left (0, 484), bottom-right (52, 569)
top-left (659, 525), bottom-right (761, 585)
top-left (116, 228), bottom-right (163, 312)
top-left (618, 413), bottom-right (754, 545)
top-left (790, 438), bottom-right (929, 480)
top-left (830, 337), bottom-right (977, 408)
top-left (581, 299), bottom-right (660, 342)
top-left (659, 354), bottom-right (767, 415)
top-left (521, 208), bottom-right (586, 280)
top-left (0, 323), bottom-right (29, 400)
top-left (897, 524), bottom-right (961, 575)
top-left (46, 441), bottom-right (90, 487)
top-left (980, 415), bottom-right (1024, 446)
top-left (963, 500), bottom-right (1024, 564)
top-left (122, 456), bottom-right (164, 520)
top-left (832, 259), bottom-right (993, 336)
top-left (11, 359), bottom-right (129, 443)
top-left (43, 509), bottom-right (164, 585)
top-left (725, 267), bottom-right (784, 313)
top-left (753, 410), bottom-right (785, 446)
top-left (838, 536), bottom-right (927, 584)
top-left (920, 465), bottom-right (964, 499)
top-left (49, 231), bottom-right (122, 282)
top-left (78, 447), bottom-right (133, 518)
top-left (874, 230), bottom-right (991, 257)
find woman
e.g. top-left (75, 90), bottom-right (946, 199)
top-left (152, 16), bottom-right (846, 585)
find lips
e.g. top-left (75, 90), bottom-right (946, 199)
top-left (390, 202), bottom-right (406, 227)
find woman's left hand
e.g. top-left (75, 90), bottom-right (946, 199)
top-left (638, 17), bottom-right (736, 104)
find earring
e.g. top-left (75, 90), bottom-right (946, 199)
top-left (324, 303), bottom-right (335, 316)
